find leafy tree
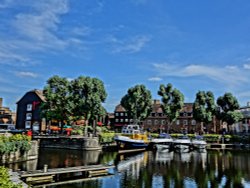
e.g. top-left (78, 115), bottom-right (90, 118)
top-left (216, 92), bottom-right (243, 132)
top-left (69, 76), bottom-right (107, 135)
top-left (193, 91), bottom-right (216, 133)
top-left (41, 75), bottom-right (70, 130)
top-left (158, 83), bottom-right (184, 133)
top-left (120, 84), bottom-right (152, 124)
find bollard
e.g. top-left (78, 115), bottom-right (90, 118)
top-left (43, 164), bottom-right (48, 173)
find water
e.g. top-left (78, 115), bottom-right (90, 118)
top-left (7, 149), bottom-right (250, 188)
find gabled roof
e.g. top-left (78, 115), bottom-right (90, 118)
top-left (16, 89), bottom-right (46, 104)
top-left (114, 104), bottom-right (126, 112)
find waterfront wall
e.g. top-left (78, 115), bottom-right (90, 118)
top-left (0, 141), bottom-right (39, 164)
top-left (38, 136), bottom-right (102, 150)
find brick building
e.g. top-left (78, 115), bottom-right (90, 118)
top-left (114, 100), bottom-right (219, 133)
top-left (0, 98), bottom-right (16, 125)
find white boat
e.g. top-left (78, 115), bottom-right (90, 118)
top-left (192, 135), bottom-right (207, 151)
top-left (173, 135), bottom-right (191, 152)
top-left (114, 124), bottom-right (149, 150)
top-left (151, 133), bottom-right (173, 152)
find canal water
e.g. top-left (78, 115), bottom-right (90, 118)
top-left (7, 148), bottom-right (250, 188)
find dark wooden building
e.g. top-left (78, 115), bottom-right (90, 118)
top-left (16, 89), bottom-right (46, 132)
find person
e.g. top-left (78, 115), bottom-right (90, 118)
top-left (27, 129), bottom-right (32, 137)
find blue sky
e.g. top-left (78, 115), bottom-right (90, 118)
top-left (1, 0), bottom-right (250, 112)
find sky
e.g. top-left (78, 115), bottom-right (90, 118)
top-left (1, 0), bottom-right (250, 112)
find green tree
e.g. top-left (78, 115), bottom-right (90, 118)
top-left (69, 76), bottom-right (107, 135)
top-left (41, 75), bottom-right (70, 130)
top-left (120, 84), bottom-right (152, 124)
top-left (158, 83), bottom-right (184, 133)
top-left (216, 92), bottom-right (243, 132)
top-left (193, 91), bottom-right (216, 133)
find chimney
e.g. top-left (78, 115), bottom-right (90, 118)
top-left (0, 98), bottom-right (2, 107)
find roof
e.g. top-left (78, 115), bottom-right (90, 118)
top-left (16, 89), bottom-right (46, 104)
top-left (114, 104), bottom-right (126, 112)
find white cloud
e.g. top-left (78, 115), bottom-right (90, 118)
top-left (0, 0), bottom-right (88, 66)
top-left (15, 71), bottom-right (38, 78)
top-left (243, 63), bottom-right (250, 70)
top-left (152, 63), bottom-right (248, 86)
top-left (107, 35), bottom-right (151, 54)
top-left (148, 77), bottom-right (162, 82)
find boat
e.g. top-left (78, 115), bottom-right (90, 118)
top-left (191, 135), bottom-right (207, 151)
top-left (151, 133), bottom-right (173, 152)
top-left (114, 124), bottom-right (149, 150)
top-left (173, 135), bottom-right (191, 152)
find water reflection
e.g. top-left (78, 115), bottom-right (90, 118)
top-left (8, 148), bottom-right (250, 188)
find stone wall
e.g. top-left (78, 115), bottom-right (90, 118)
top-left (0, 141), bottom-right (38, 164)
top-left (38, 136), bottom-right (102, 150)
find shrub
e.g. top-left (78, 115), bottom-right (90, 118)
top-left (0, 135), bottom-right (31, 155)
top-left (0, 166), bottom-right (23, 188)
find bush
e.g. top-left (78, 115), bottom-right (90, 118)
top-left (0, 135), bottom-right (31, 154)
top-left (99, 133), bottom-right (115, 144)
top-left (0, 166), bottom-right (23, 188)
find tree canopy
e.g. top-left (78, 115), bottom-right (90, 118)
top-left (193, 91), bottom-right (216, 124)
top-left (41, 75), bottom-right (70, 127)
top-left (158, 83), bottom-right (184, 130)
top-left (120, 84), bottom-right (152, 124)
top-left (216, 92), bottom-right (243, 128)
top-left (69, 76), bottom-right (107, 123)
top-left (41, 75), bottom-right (107, 131)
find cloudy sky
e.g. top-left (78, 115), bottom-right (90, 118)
top-left (1, 0), bottom-right (250, 112)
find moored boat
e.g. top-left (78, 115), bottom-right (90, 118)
top-left (191, 135), bottom-right (207, 151)
top-left (173, 135), bottom-right (191, 152)
top-left (114, 124), bottom-right (149, 150)
top-left (151, 133), bottom-right (173, 152)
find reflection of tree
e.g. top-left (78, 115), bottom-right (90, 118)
top-left (115, 150), bottom-right (249, 187)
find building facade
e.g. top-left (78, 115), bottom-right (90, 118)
top-left (16, 89), bottom-right (46, 132)
top-left (0, 98), bottom-right (16, 125)
top-left (114, 100), bottom-right (219, 133)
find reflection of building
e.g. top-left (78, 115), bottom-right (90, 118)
top-left (16, 89), bottom-right (46, 131)
top-left (0, 98), bottom-right (16, 124)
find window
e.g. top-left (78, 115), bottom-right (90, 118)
top-left (120, 113), bottom-right (124, 116)
top-left (161, 120), bottom-right (165, 125)
top-left (147, 120), bottom-right (152, 125)
top-left (125, 119), bottom-right (128, 122)
top-left (125, 113), bottom-right (128, 116)
top-left (115, 113), bottom-right (119, 116)
top-left (183, 120), bottom-right (188, 125)
top-left (191, 120), bottom-right (196, 125)
top-left (115, 119), bottom-right (119, 122)
top-left (176, 120), bottom-right (180, 125)
top-left (130, 119), bottom-right (133, 123)
top-left (27, 104), bottom-right (32, 111)
top-left (25, 121), bottom-right (31, 129)
top-left (120, 119), bottom-right (124, 122)
top-left (26, 113), bottom-right (32, 120)
top-left (154, 120), bottom-right (159, 125)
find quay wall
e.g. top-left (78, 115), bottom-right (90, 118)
top-left (37, 136), bottom-right (102, 151)
top-left (0, 140), bottom-right (39, 164)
